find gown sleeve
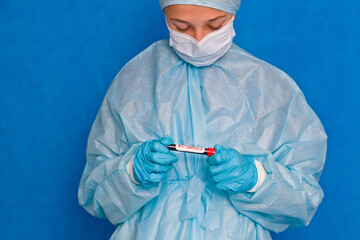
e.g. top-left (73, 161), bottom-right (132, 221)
top-left (229, 90), bottom-right (327, 233)
top-left (77, 89), bottom-right (162, 226)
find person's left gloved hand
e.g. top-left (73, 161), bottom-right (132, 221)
top-left (206, 144), bottom-right (258, 193)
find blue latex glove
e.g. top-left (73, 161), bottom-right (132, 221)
top-left (133, 136), bottom-right (178, 185)
top-left (206, 145), bottom-right (258, 193)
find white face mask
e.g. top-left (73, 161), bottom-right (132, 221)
top-left (167, 16), bottom-right (236, 67)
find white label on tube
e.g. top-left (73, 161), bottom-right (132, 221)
top-left (175, 144), bottom-right (205, 154)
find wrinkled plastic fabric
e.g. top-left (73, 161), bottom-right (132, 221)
top-left (159, 0), bottom-right (241, 14)
top-left (78, 40), bottom-right (327, 240)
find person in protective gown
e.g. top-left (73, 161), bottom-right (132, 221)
top-left (78, 0), bottom-right (327, 239)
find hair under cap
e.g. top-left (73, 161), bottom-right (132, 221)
top-left (159, 0), bottom-right (241, 15)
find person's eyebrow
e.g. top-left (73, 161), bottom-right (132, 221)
top-left (170, 14), bottom-right (228, 24)
top-left (208, 14), bottom-right (228, 22)
top-left (170, 18), bottom-right (190, 24)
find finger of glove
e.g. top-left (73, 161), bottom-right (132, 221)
top-left (214, 144), bottom-right (227, 153)
top-left (159, 135), bottom-right (174, 146)
top-left (148, 172), bottom-right (167, 183)
top-left (148, 140), bottom-right (170, 153)
top-left (135, 141), bottom-right (151, 161)
top-left (212, 170), bottom-right (240, 191)
top-left (209, 162), bottom-right (228, 175)
top-left (212, 169), bottom-right (239, 184)
top-left (206, 150), bottom-right (227, 166)
top-left (149, 152), bottom-right (178, 165)
top-left (133, 161), bottom-right (151, 184)
top-left (207, 144), bottom-right (230, 165)
top-left (215, 181), bottom-right (233, 192)
top-left (133, 150), bottom-right (150, 174)
top-left (142, 160), bottom-right (173, 173)
top-left (218, 176), bottom-right (250, 193)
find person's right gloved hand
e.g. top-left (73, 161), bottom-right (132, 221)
top-left (133, 136), bottom-right (178, 186)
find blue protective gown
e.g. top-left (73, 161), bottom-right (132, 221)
top-left (78, 40), bottom-right (327, 240)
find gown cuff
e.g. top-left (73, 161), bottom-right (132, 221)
top-left (126, 155), bottom-right (141, 185)
top-left (247, 160), bottom-right (268, 193)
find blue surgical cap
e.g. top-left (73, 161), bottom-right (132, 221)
top-left (159, 0), bottom-right (241, 15)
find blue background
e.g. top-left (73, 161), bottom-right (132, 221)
top-left (1, 0), bottom-right (359, 239)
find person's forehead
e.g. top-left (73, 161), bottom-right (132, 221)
top-left (159, 0), bottom-right (241, 15)
top-left (164, 4), bottom-right (229, 19)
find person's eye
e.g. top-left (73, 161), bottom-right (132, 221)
top-left (208, 25), bottom-right (222, 30)
top-left (175, 25), bottom-right (190, 31)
